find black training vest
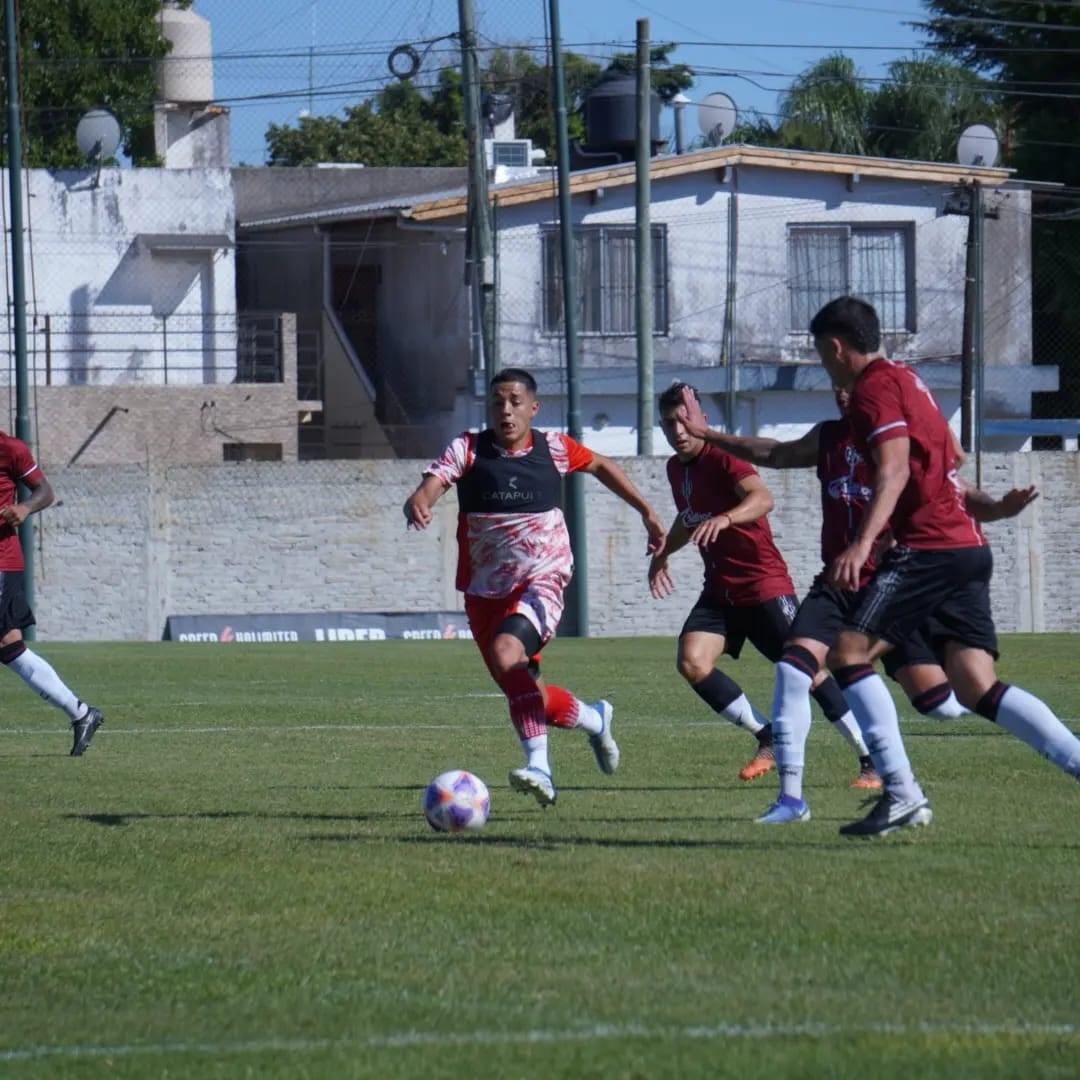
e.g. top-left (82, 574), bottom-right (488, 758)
top-left (456, 430), bottom-right (562, 514)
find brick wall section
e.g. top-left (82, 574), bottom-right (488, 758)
top-left (28, 453), bottom-right (1080, 641)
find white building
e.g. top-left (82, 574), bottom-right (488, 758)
top-left (239, 144), bottom-right (1056, 459)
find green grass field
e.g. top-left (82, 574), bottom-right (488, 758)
top-left (1, 636), bottom-right (1078, 1079)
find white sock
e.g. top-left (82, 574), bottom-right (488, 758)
top-left (830, 710), bottom-right (870, 757)
top-left (7, 649), bottom-right (85, 722)
top-left (929, 691), bottom-right (968, 719)
top-left (772, 662), bottom-right (813, 801)
top-left (994, 686), bottom-right (1080, 779)
top-left (573, 701), bottom-right (603, 736)
top-left (523, 735), bottom-right (550, 775)
top-left (841, 673), bottom-right (925, 803)
top-left (721, 693), bottom-right (768, 736)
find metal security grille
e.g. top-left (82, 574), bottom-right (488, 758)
top-left (542, 225), bottom-right (669, 336)
top-left (788, 224), bottom-right (913, 333)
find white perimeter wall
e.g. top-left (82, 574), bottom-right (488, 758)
top-left (28, 453), bottom-right (1080, 642)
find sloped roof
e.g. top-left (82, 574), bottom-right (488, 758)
top-left (240, 144), bottom-right (1011, 231)
top-left (238, 184), bottom-right (469, 231)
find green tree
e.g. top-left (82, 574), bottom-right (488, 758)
top-left (918, 0), bottom-right (1080, 184)
top-left (729, 52), bottom-right (997, 161)
top-left (0, 0), bottom-right (180, 167)
top-left (778, 54), bottom-right (871, 155)
top-left (918, 0), bottom-right (1080, 423)
top-left (868, 55), bottom-right (999, 162)
top-left (266, 81), bottom-right (467, 166)
top-left (267, 45), bottom-right (695, 168)
top-left (604, 43), bottom-right (695, 104)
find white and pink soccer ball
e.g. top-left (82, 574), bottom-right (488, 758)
top-left (424, 770), bottom-right (491, 833)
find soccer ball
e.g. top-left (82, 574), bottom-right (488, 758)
top-left (424, 770), bottom-right (491, 833)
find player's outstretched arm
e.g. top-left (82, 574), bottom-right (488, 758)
top-left (962, 483), bottom-right (1039, 523)
top-left (584, 453), bottom-right (666, 554)
top-left (677, 386), bottom-right (821, 469)
top-left (403, 474), bottom-right (449, 531)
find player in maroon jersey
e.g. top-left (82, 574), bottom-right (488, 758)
top-left (649, 383), bottom-right (872, 785)
top-left (674, 385), bottom-right (1037, 825)
top-left (404, 368), bottom-right (666, 807)
top-left (811, 295), bottom-right (1080, 836)
top-left (0, 432), bottom-right (103, 755)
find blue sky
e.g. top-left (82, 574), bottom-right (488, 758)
top-left (194, 0), bottom-right (930, 164)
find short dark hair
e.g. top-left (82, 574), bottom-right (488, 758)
top-left (658, 382), bottom-right (699, 413)
top-left (809, 296), bottom-right (881, 353)
top-left (490, 368), bottom-right (538, 394)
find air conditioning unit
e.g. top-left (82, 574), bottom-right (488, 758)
top-left (486, 138), bottom-right (532, 169)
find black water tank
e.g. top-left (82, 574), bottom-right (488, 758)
top-left (584, 73), bottom-right (662, 152)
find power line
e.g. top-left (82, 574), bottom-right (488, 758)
top-left (774, 0), bottom-right (1080, 32)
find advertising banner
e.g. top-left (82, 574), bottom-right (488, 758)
top-left (163, 612), bottom-right (473, 643)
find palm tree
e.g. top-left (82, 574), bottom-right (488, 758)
top-left (777, 54), bottom-right (871, 155)
top-left (868, 56), bottom-right (1000, 163)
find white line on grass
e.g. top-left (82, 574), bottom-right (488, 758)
top-left (1, 1021), bottom-right (1075, 1063)
top-left (0, 723), bottom-right (509, 736)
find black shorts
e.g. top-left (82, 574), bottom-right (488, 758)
top-left (0, 571), bottom-right (35, 637)
top-left (680, 592), bottom-right (800, 662)
top-left (845, 545), bottom-right (998, 657)
top-left (787, 578), bottom-right (862, 648)
top-left (881, 622), bottom-right (943, 679)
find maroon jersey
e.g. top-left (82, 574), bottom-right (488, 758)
top-left (849, 360), bottom-right (984, 550)
top-left (666, 443), bottom-right (794, 606)
top-left (816, 418), bottom-right (878, 586)
top-left (0, 433), bottom-right (42, 571)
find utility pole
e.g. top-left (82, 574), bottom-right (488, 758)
top-left (949, 180), bottom-right (996, 484)
top-left (457, 0), bottom-right (496, 382)
top-left (634, 19), bottom-right (654, 456)
top-left (4, 0), bottom-right (35, 636)
top-left (548, 0), bottom-right (588, 636)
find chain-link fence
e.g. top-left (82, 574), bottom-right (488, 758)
top-left (4, 0), bottom-right (1080, 462)
top-left (1030, 195), bottom-right (1080, 447)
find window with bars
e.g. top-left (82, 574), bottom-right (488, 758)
top-left (542, 225), bottom-right (669, 336)
top-left (787, 224), bottom-right (914, 333)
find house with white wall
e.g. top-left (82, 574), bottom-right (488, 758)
top-left (0, 166), bottom-right (324, 464)
top-left (239, 144), bottom-right (1056, 460)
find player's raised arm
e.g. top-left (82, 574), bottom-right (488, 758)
top-left (676, 385), bottom-right (821, 469)
top-left (583, 452), bottom-right (666, 554)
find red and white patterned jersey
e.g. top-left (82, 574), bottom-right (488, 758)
top-left (0, 433), bottom-right (42, 572)
top-left (425, 429), bottom-right (594, 598)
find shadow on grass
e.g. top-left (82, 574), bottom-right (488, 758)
top-left (64, 810), bottom-right (414, 828)
top-left (371, 784), bottom-right (749, 794)
top-left (301, 831), bottom-right (830, 851)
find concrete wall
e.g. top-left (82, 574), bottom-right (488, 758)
top-left (33, 383), bottom-right (302, 465)
top-left (27, 452), bottom-right (1080, 642)
top-left (16, 316), bottom-right (304, 466)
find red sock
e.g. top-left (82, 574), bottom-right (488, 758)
top-left (496, 666), bottom-right (547, 740)
top-left (544, 685), bottom-right (580, 729)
